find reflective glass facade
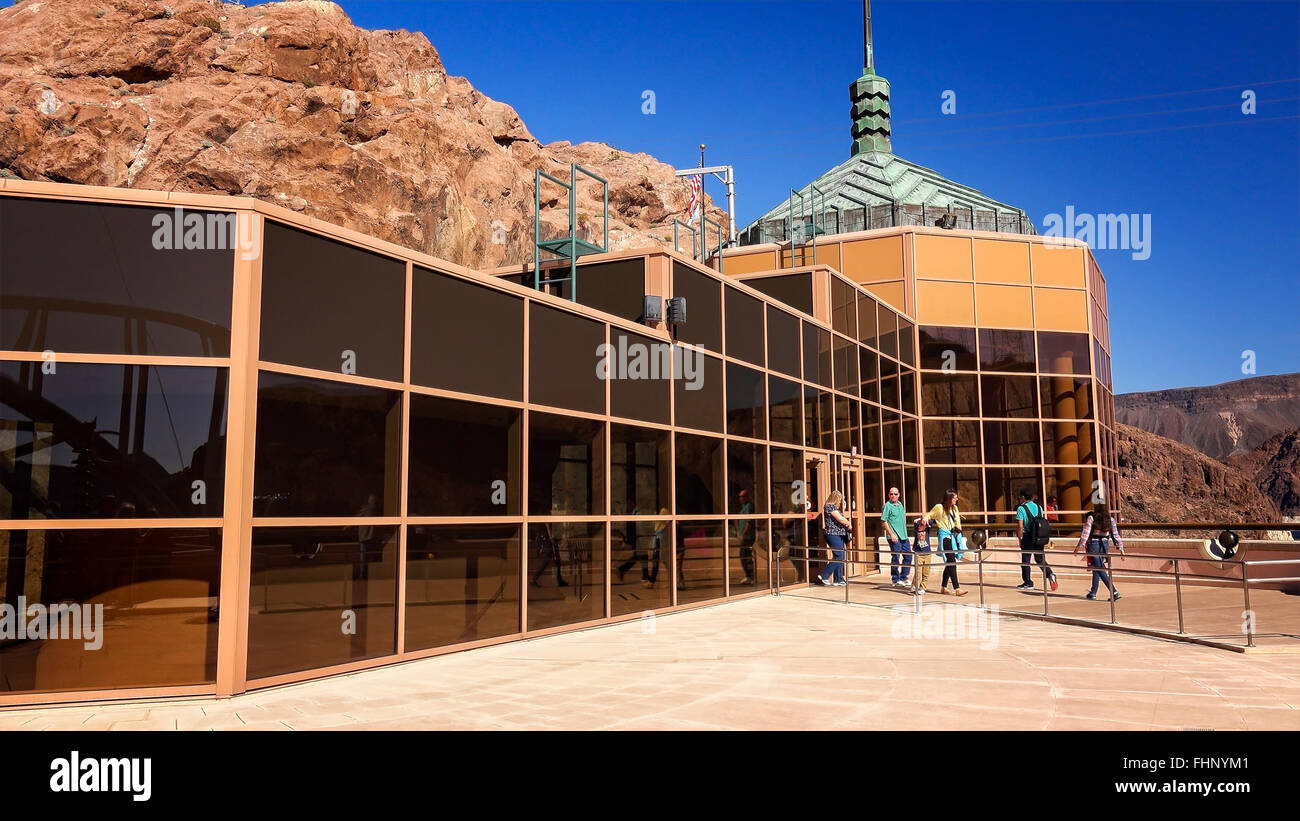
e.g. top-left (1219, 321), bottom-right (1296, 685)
top-left (0, 183), bottom-right (1113, 703)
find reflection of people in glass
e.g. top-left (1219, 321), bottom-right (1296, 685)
top-left (676, 524), bottom-right (706, 591)
top-left (356, 492), bottom-right (382, 578)
top-left (531, 522), bottom-right (567, 587)
top-left (735, 489), bottom-right (756, 586)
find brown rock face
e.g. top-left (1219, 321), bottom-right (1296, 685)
top-left (1227, 428), bottom-right (1300, 517)
top-left (0, 0), bottom-right (725, 269)
top-left (1116, 373), bottom-right (1300, 460)
top-left (1116, 423), bottom-right (1280, 528)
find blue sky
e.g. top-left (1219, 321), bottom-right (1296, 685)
top-left (10, 0), bottom-right (1297, 393)
top-left (332, 0), bottom-right (1299, 395)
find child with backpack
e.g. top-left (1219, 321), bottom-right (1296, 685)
top-left (908, 517), bottom-right (933, 596)
top-left (1016, 489), bottom-right (1058, 591)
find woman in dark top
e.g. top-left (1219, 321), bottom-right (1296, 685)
top-left (1074, 503), bottom-right (1125, 601)
top-left (817, 490), bottom-right (852, 587)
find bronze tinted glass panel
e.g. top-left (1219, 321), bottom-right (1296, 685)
top-left (882, 411), bottom-right (902, 462)
top-left (530, 303), bottom-right (605, 414)
top-left (724, 287), bottom-right (765, 366)
top-left (527, 522), bottom-right (605, 630)
top-left (877, 306), bottom-right (898, 360)
top-left (0, 198), bottom-right (233, 356)
top-left (920, 372), bottom-right (979, 416)
top-left (407, 395), bottom-right (521, 516)
top-left (673, 351), bottom-right (723, 433)
top-left (248, 525), bottom-right (397, 679)
top-left (573, 258), bottom-right (647, 321)
top-left (767, 375), bottom-right (802, 446)
top-left (612, 520), bottom-right (673, 614)
top-left (902, 419), bottom-right (918, 464)
top-left (254, 372), bottom-right (401, 517)
top-left (834, 394), bottom-right (854, 453)
top-left (0, 362), bottom-right (227, 519)
top-left (984, 467), bottom-right (1043, 515)
top-left (675, 519), bottom-right (725, 604)
top-left (900, 368), bottom-right (917, 415)
top-left (610, 423), bottom-right (670, 516)
top-left (980, 374), bottom-right (1038, 418)
top-left (832, 277), bottom-right (856, 337)
top-left (746, 273), bottom-right (814, 315)
top-left (919, 326), bottom-right (977, 370)
top-left (859, 349), bottom-right (879, 402)
top-left (925, 467), bottom-right (983, 512)
top-left (728, 440), bottom-right (769, 515)
top-left (1038, 331), bottom-right (1091, 375)
top-left (675, 433), bottom-right (724, 515)
top-left (729, 519), bottom-right (768, 593)
top-left (862, 464), bottom-right (884, 517)
top-left (897, 319), bottom-right (916, 367)
top-left (726, 363), bottom-right (766, 440)
top-left (412, 267), bottom-right (523, 400)
top-left (405, 524), bottom-right (520, 651)
top-left (904, 468), bottom-right (921, 515)
top-left (260, 222), bottom-right (405, 381)
top-left (983, 420), bottom-right (1042, 464)
top-left (802, 323), bottom-right (831, 387)
top-left (0, 527), bottom-right (219, 693)
top-left (766, 305), bottom-right (801, 378)
top-left (769, 447), bottom-right (803, 515)
top-left (863, 421), bottom-right (881, 458)
top-left (528, 411), bottom-right (605, 516)
top-left (673, 262), bottom-right (722, 351)
top-left (923, 419), bottom-right (980, 464)
top-left (1042, 421), bottom-right (1098, 465)
top-left (833, 335), bottom-right (859, 395)
top-left (608, 330), bottom-right (671, 425)
top-left (858, 295), bottom-right (878, 349)
top-left (818, 389), bottom-right (835, 450)
top-left (879, 358), bottom-right (900, 410)
top-left (774, 517), bottom-right (808, 584)
top-left (978, 328), bottom-right (1035, 373)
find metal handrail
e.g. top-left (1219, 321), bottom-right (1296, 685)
top-left (771, 541), bottom-right (1300, 648)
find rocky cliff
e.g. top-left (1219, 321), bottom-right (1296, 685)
top-left (1228, 429), bottom-right (1300, 517)
top-left (1116, 372), bottom-right (1300, 460)
top-left (0, 0), bottom-right (725, 269)
top-left (1116, 422), bottom-right (1280, 529)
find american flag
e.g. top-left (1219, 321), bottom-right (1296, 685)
top-left (686, 174), bottom-right (702, 224)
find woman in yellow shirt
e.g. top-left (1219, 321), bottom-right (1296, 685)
top-left (925, 489), bottom-right (967, 596)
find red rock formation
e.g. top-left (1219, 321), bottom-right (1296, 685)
top-left (1116, 423), bottom-right (1280, 531)
top-left (1228, 428), bottom-right (1300, 517)
top-left (0, 0), bottom-right (726, 269)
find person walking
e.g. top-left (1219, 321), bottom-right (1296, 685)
top-left (1074, 503), bottom-right (1124, 600)
top-left (817, 490), bottom-right (852, 587)
top-left (908, 517), bottom-right (933, 595)
top-left (925, 489), bottom-right (967, 596)
top-left (1016, 489), bottom-right (1058, 591)
top-left (882, 486), bottom-right (911, 588)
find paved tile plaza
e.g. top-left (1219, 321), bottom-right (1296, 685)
top-left (1, 592), bottom-right (1297, 731)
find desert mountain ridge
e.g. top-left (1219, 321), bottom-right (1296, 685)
top-left (0, 0), bottom-right (727, 269)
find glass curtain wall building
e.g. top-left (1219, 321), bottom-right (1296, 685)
top-left (0, 180), bottom-right (950, 704)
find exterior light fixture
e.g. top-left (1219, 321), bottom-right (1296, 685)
top-left (643, 295), bottom-right (664, 323)
top-left (667, 296), bottom-right (687, 324)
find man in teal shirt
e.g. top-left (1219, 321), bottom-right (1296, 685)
top-left (882, 487), bottom-right (910, 587)
top-left (1016, 488), bottom-right (1058, 591)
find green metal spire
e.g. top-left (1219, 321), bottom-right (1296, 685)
top-left (850, 0), bottom-right (891, 155)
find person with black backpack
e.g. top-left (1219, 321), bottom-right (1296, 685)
top-left (1015, 489), bottom-right (1058, 591)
